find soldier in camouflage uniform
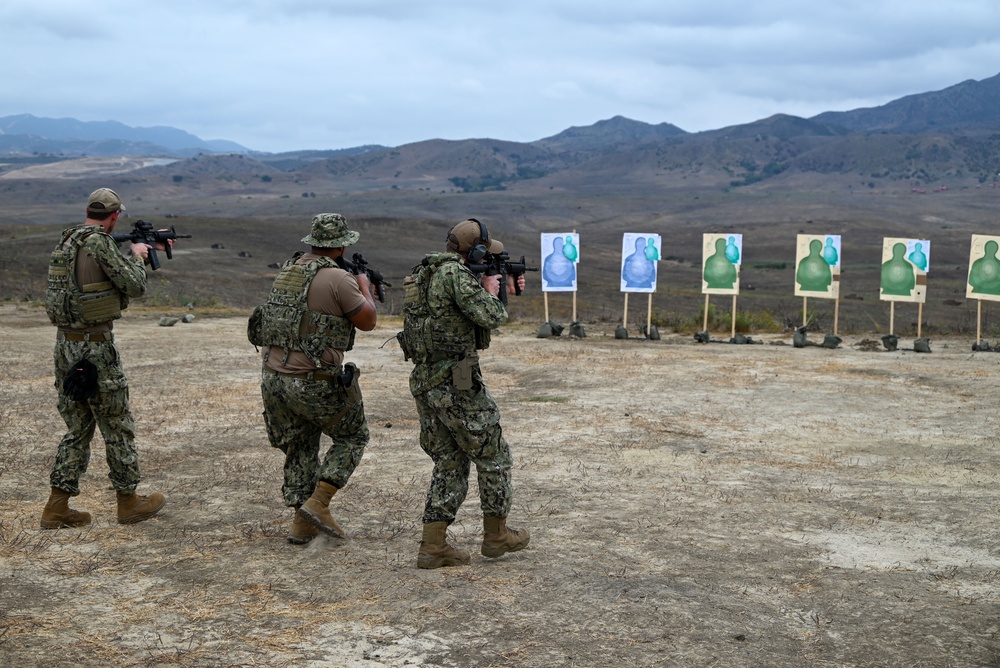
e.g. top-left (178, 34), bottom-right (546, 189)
top-left (41, 188), bottom-right (167, 528)
top-left (400, 218), bottom-right (530, 569)
top-left (250, 213), bottom-right (377, 545)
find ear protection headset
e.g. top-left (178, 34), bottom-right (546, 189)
top-left (448, 218), bottom-right (490, 263)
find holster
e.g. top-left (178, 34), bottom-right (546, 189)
top-left (339, 362), bottom-right (361, 403)
top-left (319, 363), bottom-right (361, 431)
top-left (452, 353), bottom-right (477, 391)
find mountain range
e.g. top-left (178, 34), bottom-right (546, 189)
top-left (0, 114), bottom-right (251, 156)
top-left (3, 72), bottom-right (1000, 192)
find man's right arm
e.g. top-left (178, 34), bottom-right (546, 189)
top-left (344, 272), bottom-right (377, 331)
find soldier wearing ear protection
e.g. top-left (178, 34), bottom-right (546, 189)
top-left (399, 218), bottom-right (530, 569)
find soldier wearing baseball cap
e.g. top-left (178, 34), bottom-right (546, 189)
top-left (40, 187), bottom-right (165, 529)
top-left (251, 212), bottom-right (378, 545)
top-left (445, 218), bottom-right (504, 257)
top-left (86, 188), bottom-right (126, 215)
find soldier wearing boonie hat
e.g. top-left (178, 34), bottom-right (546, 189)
top-left (251, 212), bottom-right (379, 545)
top-left (40, 187), bottom-right (166, 530)
top-left (301, 212), bottom-right (360, 248)
top-left (399, 217), bottom-right (530, 569)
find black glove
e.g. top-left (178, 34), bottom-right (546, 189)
top-left (63, 358), bottom-right (99, 402)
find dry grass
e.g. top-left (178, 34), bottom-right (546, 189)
top-left (1, 304), bottom-right (999, 667)
top-left (5, 184), bottom-right (1000, 339)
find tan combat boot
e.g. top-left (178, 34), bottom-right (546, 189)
top-left (417, 521), bottom-right (471, 569)
top-left (117, 490), bottom-right (165, 525)
top-left (481, 516), bottom-right (530, 558)
top-left (40, 487), bottom-right (92, 529)
top-left (288, 503), bottom-right (319, 545)
top-left (298, 481), bottom-right (346, 538)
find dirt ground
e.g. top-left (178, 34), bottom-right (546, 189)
top-left (0, 303), bottom-right (998, 667)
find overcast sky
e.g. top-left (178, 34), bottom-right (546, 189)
top-left (2, 1), bottom-right (999, 154)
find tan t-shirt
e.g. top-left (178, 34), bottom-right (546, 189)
top-left (264, 253), bottom-right (367, 373)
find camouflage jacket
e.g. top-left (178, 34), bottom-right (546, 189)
top-left (402, 252), bottom-right (508, 394)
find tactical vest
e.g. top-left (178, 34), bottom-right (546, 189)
top-left (45, 226), bottom-right (125, 328)
top-left (399, 253), bottom-right (490, 363)
top-left (247, 253), bottom-right (356, 368)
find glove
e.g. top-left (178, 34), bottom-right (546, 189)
top-left (63, 358), bottom-right (99, 402)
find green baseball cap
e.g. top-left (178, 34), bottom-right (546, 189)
top-left (86, 188), bottom-right (125, 214)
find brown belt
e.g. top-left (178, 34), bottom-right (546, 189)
top-left (272, 368), bottom-right (339, 382)
top-left (59, 331), bottom-right (112, 342)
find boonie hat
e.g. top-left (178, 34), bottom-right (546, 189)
top-left (301, 213), bottom-right (360, 248)
top-left (86, 188), bottom-right (125, 214)
top-left (446, 219), bottom-right (503, 255)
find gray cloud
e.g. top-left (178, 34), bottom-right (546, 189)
top-left (1, 1), bottom-right (998, 152)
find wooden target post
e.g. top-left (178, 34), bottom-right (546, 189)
top-left (977, 299), bottom-right (982, 347)
top-left (731, 294), bottom-right (738, 339)
top-left (647, 294), bottom-right (653, 336)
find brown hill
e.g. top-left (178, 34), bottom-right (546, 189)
top-left (4, 73), bottom-right (1000, 337)
top-left (813, 72), bottom-right (1000, 134)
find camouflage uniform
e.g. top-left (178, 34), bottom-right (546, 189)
top-left (250, 213), bottom-right (370, 509)
top-left (261, 370), bottom-right (368, 506)
top-left (403, 252), bottom-right (512, 524)
top-left (48, 225), bottom-right (147, 496)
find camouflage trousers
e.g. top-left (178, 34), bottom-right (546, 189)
top-left (260, 367), bottom-right (369, 507)
top-left (51, 337), bottom-right (141, 496)
top-left (412, 368), bottom-right (513, 524)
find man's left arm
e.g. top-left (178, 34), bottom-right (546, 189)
top-left (88, 233), bottom-right (148, 297)
top-left (453, 269), bottom-right (508, 330)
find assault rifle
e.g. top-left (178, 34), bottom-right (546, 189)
top-left (467, 250), bottom-right (538, 305)
top-left (111, 220), bottom-right (191, 270)
top-left (338, 252), bottom-right (391, 302)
